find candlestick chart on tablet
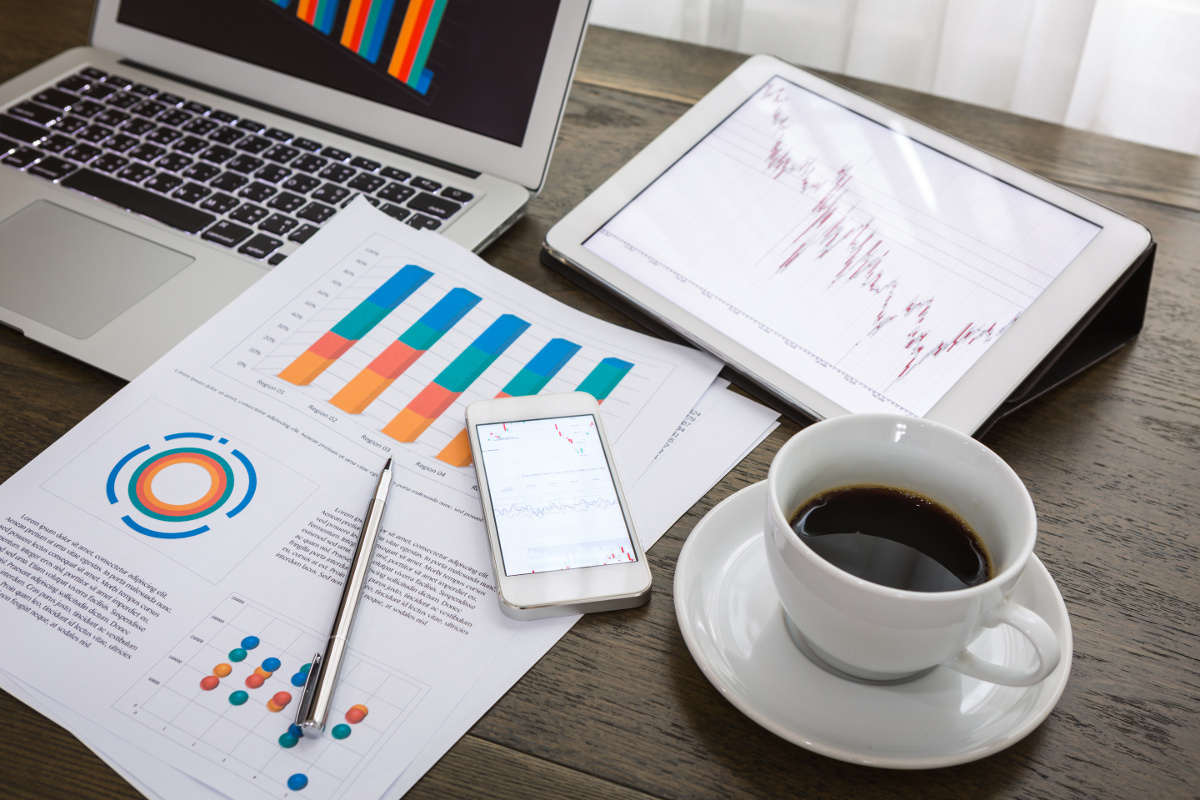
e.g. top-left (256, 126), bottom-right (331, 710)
top-left (584, 76), bottom-right (1100, 417)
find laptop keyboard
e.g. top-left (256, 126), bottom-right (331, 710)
top-left (0, 67), bottom-right (476, 265)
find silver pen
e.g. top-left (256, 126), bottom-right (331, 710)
top-left (296, 457), bottom-right (393, 736)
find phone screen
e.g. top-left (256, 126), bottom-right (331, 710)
top-left (475, 414), bottom-right (638, 576)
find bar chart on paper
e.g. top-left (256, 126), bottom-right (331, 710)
top-left (213, 231), bottom-right (664, 483)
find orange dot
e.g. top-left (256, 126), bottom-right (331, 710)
top-left (213, 663), bottom-right (232, 678)
top-left (200, 675), bottom-right (220, 691)
top-left (267, 700), bottom-right (284, 713)
top-left (254, 666), bottom-right (272, 679)
top-left (345, 704), bottom-right (368, 724)
top-left (245, 673), bottom-right (265, 689)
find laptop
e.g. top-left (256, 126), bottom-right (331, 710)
top-left (0, 0), bottom-right (590, 380)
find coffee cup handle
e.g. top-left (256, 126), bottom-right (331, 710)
top-left (944, 600), bottom-right (1061, 686)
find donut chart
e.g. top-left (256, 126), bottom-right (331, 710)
top-left (106, 432), bottom-right (257, 539)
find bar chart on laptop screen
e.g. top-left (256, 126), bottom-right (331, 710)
top-left (212, 231), bottom-right (662, 498)
top-left (584, 76), bottom-right (1101, 417)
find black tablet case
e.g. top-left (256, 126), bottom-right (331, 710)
top-left (540, 240), bottom-right (1156, 438)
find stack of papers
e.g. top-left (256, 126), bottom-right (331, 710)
top-left (0, 202), bottom-right (777, 800)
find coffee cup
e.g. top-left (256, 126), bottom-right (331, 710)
top-left (764, 414), bottom-right (1060, 686)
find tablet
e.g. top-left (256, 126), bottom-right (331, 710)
top-left (544, 55), bottom-right (1153, 434)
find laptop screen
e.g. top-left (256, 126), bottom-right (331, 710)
top-left (116, 0), bottom-right (562, 147)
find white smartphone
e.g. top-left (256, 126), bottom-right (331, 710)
top-left (465, 392), bottom-right (652, 620)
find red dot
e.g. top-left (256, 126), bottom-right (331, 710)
top-left (245, 673), bottom-right (265, 689)
top-left (345, 704), bottom-right (368, 724)
top-left (200, 675), bottom-right (220, 691)
top-left (272, 691), bottom-right (292, 707)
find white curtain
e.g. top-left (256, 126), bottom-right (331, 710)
top-left (590, 0), bottom-right (1200, 156)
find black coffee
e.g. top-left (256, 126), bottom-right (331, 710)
top-left (789, 485), bottom-right (992, 592)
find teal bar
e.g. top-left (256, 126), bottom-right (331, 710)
top-left (436, 314), bottom-right (529, 392)
top-left (575, 357), bottom-right (634, 401)
top-left (330, 265), bottom-right (431, 340)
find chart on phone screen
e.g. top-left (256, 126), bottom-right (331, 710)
top-left (584, 75), bottom-right (1101, 417)
top-left (478, 415), bottom-right (635, 576)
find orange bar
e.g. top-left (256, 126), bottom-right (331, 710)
top-left (382, 408), bottom-right (433, 442)
top-left (297, 0), bottom-right (319, 24)
top-left (435, 429), bottom-right (473, 467)
top-left (330, 371), bottom-right (392, 414)
top-left (340, 0), bottom-right (369, 48)
top-left (387, 0), bottom-right (431, 79)
top-left (278, 351), bottom-right (335, 386)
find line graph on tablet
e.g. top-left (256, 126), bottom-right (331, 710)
top-left (585, 76), bottom-right (1100, 417)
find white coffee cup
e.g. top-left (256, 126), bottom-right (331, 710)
top-left (764, 414), bottom-right (1060, 686)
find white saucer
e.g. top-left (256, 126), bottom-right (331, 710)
top-left (674, 481), bottom-right (1073, 769)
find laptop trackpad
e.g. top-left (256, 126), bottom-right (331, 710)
top-left (0, 201), bottom-right (194, 340)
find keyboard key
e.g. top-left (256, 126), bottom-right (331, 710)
top-left (155, 92), bottom-right (184, 107)
top-left (202, 220), bottom-right (254, 247)
top-left (349, 156), bottom-right (381, 172)
top-left (311, 183), bottom-right (350, 204)
top-left (128, 142), bottom-right (167, 162)
top-left (407, 192), bottom-right (461, 219)
top-left (380, 166), bottom-right (411, 181)
top-left (377, 182), bottom-right (415, 203)
top-left (105, 133), bottom-right (139, 153)
top-left (58, 75), bottom-right (90, 93)
top-left (103, 75), bottom-right (134, 90)
top-left (211, 171), bottom-right (248, 191)
top-left (94, 109), bottom-right (130, 127)
top-left (238, 181), bottom-right (277, 202)
top-left (173, 135), bottom-right (209, 154)
top-left (11, 101), bottom-right (61, 126)
top-left (77, 124), bottom-right (112, 143)
top-left (259, 213), bottom-right (299, 235)
top-left (182, 117), bottom-right (220, 136)
top-left (90, 153), bottom-right (127, 173)
top-left (181, 162), bottom-right (221, 182)
top-left (33, 88), bottom-right (79, 110)
top-left (234, 136), bottom-right (271, 156)
top-left (297, 201), bottom-right (336, 223)
top-left (130, 83), bottom-right (158, 97)
top-left (227, 154), bottom-right (264, 174)
top-left (199, 145), bottom-right (236, 164)
top-left (440, 186), bottom-right (473, 203)
top-left (80, 67), bottom-right (108, 81)
top-left (0, 114), bottom-right (47, 144)
top-left (288, 223), bottom-right (321, 243)
top-left (61, 168), bottom-right (217, 233)
top-left (106, 92), bottom-right (140, 109)
top-left (130, 99), bottom-right (166, 118)
top-left (156, 152), bottom-right (193, 172)
top-left (0, 134), bottom-right (16, 154)
top-left (292, 137), bottom-right (322, 152)
top-left (117, 163), bottom-right (155, 183)
top-left (268, 253), bottom-right (288, 266)
top-left (237, 118), bottom-right (266, 133)
top-left (342, 193), bottom-right (380, 208)
top-left (200, 192), bottom-right (239, 214)
top-left (158, 109), bottom-right (192, 127)
top-left (182, 101), bottom-right (211, 115)
top-left (81, 83), bottom-right (118, 100)
top-left (70, 99), bottom-right (105, 118)
top-left (39, 133), bottom-right (75, 154)
top-left (4, 146), bottom-right (43, 168)
top-left (318, 163), bottom-right (355, 183)
top-left (410, 176), bottom-right (441, 192)
top-left (122, 118), bottom-right (156, 136)
top-left (267, 192), bottom-right (306, 213)
top-left (210, 110), bottom-right (238, 124)
top-left (347, 173), bottom-right (385, 193)
top-left (27, 156), bottom-right (78, 181)
top-left (265, 128), bottom-right (293, 141)
top-left (172, 182), bottom-right (212, 204)
top-left (255, 164), bottom-right (291, 183)
top-left (406, 213), bottom-right (441, 230)
top-left (144, 173), bottom-right (184, 194)
top-left (146, 127), bottom-right (183, 145)
top-left (379, 203), bottom-right (410, 221)
top-left (291, 153), bottom-right (327, 173)
top-left (238, 233), bottom-right (283, 259)
top-left (319, 146), bottom-right (351, 161)
top-left (281, 174), bottom-right (321, 193)
top-left (55, 115), bottom-right (89, 135)
top-left (63, 143), bottom-right (102, 163)
top-left (264, 144), bottom-right (299, 163)
top-left (210, 126), bottom-right (245, 145)
top-left (229, 203), bottom-right (268, 224)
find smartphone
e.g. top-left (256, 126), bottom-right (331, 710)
top-left (466, 392), bottom-right (652, 620)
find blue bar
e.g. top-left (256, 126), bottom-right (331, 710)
top-left (527, 338), bottom-right (581, 378)
top-left (474, 314), bottom-right (530, 356)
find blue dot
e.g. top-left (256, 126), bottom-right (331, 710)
top-left (287, 773), bottom-right (308, 791)
top-left (291, 672), bottom-right (307, 687)
top-left (262, 657), bottom-right (281, 672)
top-left (287, 724), bottom-right (303, 738)
top-left (241, 636), bottom-right (260, 650)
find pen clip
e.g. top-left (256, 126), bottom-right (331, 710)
top-left (294, 651), bottom-right (324, 735)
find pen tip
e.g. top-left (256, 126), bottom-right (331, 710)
top-left (383, 457), bottom-right (392, 471)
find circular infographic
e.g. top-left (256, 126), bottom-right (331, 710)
top-left (106, 432), bottom-right (257, 539)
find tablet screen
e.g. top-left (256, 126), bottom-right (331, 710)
top-left (583, 75), bottom-right (1101, 417)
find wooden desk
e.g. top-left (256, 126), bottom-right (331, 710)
top-left (3, 6), bottom-right (1199, 799)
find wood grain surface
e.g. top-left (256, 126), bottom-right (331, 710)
top-left (2, 5), bottom-right (1197, 800)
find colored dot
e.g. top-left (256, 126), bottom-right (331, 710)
top-left (242, 636), bottom-right (260, 650)
top-left (344, 704), bottom-right (368, 724)
top-left (331, 723), bottom-right (351, 740)
top-left (267, 701), bottom-right (284, 713)
top-left (272, 691), bottom-right (293, 707)
top-left (245, 673), bottom-right (265, 689)
top-left (287, 774), bottom-right (308, 791)
top-left (199, 675), bottom-right (220, 691)
top-left (300, 662), bottom-right (312, 674)
top-left (254, 666), bottom-right (272, 679)
top-left (229, 648), bottom-right (247, 662)
top-left (288, 724), bottom-right (303, 738)
top-left (278, 732), bottom-right (299, 748)
top-left (291, 672), bottom-right (308, 687)
top-left (229, 690), bottom-right (249, 706)
top-left (213, 663), bottom-right (232, 678)
top-left (262, 657), bottom-right (282, 672)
